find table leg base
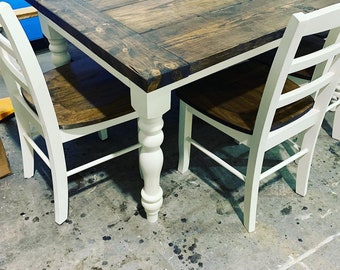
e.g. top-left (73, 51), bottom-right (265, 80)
top-left (141, 188), bottom-right (163, 223)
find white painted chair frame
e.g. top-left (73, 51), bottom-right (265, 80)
top-left (289, 56), bottom-right (340, 141)
top-left (313, 31), bottom-right (340, 140)
top-left (0, 2), bottom-right (140, 224)
top-left (178, 4), bottom-right (340, 232)
top-left (290, 80), bottom-right (340, 140)
top-left (331, 87), bottom-right (340, 139)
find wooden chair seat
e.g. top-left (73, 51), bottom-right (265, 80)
top-left (176, 60), bottom-right (314, 134)
top-left (22, 56), bottom-right (134, 129)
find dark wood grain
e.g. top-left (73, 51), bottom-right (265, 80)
top-left (26, 0), bottom-right (190, 92)
top-left (87, 0), bottom-right (140, 10)
top-left (26, 0), bottom-right (339, 92)
top-left (176, 60), bottom-right (314, 134)
top-left (22, 56), bottom-right (135, 129)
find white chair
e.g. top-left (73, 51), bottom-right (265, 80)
top-left (0, 2), bottom-right (140, 224)
top-left (176, 4), bottom-right (340, 232)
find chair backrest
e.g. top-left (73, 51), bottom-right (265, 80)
top-left (0, 2), bottom-right (59, 137)
top-left (254, 3), bottom-right (340, 147)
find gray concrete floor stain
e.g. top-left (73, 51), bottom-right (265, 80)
top-left (0, 49), bottom-right (339, 270)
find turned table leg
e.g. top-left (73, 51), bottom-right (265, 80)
top-left (131, 85), bottom-right (171, 222)
top-left (39, 15), bottom-right (71, 67)
top-left (138, 117), bottom-right (164, 222)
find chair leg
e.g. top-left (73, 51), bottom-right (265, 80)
top-left (332, 104), bottom-right (340, 140)
top-left (46, 139), bottom-right (69, 224)
top-left (17, 120), bottom-right (34, 178)
top-left (295, 126), bottom-right (320, 196)
top-left (51, 170), bottom-right (69, 224)
top-left (178, 101), bottom-right (193, 173)
top-left (243, 147), bottom-right (265, 232)
top-left (330, 85), bottom-right (340, 140)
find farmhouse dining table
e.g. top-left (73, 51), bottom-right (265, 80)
top-left (26, 0), bottom-right (338, 223)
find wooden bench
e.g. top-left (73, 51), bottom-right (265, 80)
top-left (14, 6), bottom-right (38, 20)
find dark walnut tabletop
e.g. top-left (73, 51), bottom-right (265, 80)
top-left (26, 0), bottom-right (338, 92)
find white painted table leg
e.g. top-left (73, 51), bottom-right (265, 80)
top-left (130, 84), bottom-right (171, 222)
top-left (139, 117), bottom-right (164, 222)
top-left (48, 37), bottom-right (71, 67)
top-left (39, 15), bottom-right (71, 67)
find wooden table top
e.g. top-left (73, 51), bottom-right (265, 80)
top-left (26, 0), bottom-right (338, 92)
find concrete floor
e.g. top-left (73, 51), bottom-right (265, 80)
top-left (0, 48), bottom-right (339, 270)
